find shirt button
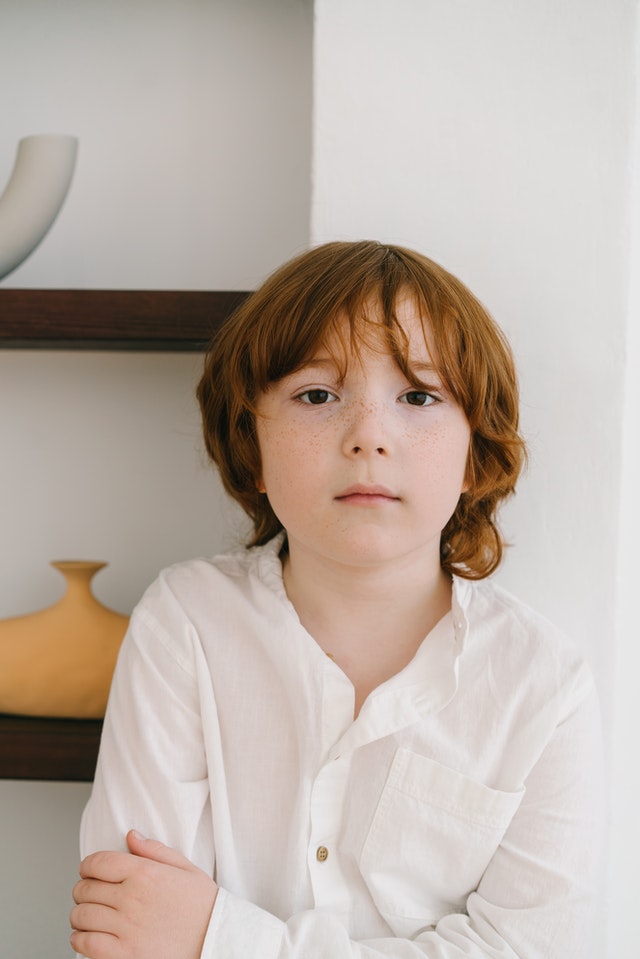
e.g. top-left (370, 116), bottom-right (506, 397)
top-left (316, 845), bottom-right (329, 862)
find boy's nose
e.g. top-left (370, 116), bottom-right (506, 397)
top-left (341, 403), bottom-right (390, 458)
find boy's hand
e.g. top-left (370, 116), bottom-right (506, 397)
top-left (70, 830), bottom-right (218, 959)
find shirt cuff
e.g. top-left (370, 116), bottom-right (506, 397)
top-left (201, 887), bottom-right (284, 959)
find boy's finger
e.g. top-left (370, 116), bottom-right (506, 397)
top-left (79, 849), bottom-right (131, 882)
top-left (70, 899), bottom-right (121, 936)
top-left (125, 829), bottom-right (200, 873)
top-left (72, 877), bottom-right (122, 907)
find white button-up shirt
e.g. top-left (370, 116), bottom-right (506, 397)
top-left (80, 536), bottom-right (604, 958)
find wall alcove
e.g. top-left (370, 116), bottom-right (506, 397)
top-left (0, 287), bottom-right (249, 780)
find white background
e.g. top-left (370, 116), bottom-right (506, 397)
top-left (1, 1), bottom-right (638, 956)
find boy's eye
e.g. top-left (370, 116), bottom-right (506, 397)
top-left (400, 390), bottom-right (437, 407)
top-left (296, 389), bottom-right (337, 405)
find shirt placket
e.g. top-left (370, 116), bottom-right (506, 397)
top-left (306, 605), bottom-right (466, 920)
top-left (307, 750), bottom-right (353, 917)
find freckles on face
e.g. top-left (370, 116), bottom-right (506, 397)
top-left (255, 411), bottom-right (313, 495)
top-left (407, 416), bottom-right (470, 501)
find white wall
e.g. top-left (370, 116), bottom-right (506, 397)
top-left (0, 2), bottom-right (312, 957)
top-left (608, 8), bottom-right (640, 948)
top-left (312, 1), bottom-right (637, 956)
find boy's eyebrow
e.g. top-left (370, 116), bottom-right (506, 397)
top-left (409, 361), bottom-right (442, 376)
top-left (293, 357), bottom-right (339, 372)
top-left (292, 358), bottom-right (443, 379)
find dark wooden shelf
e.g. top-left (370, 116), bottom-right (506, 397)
top-left (0, 713), bottom-right (103, 782)
top-left (0, 288), bottom-right (250, 350)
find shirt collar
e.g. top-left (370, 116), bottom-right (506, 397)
top-left (253, 535), bottom-right (471, 725)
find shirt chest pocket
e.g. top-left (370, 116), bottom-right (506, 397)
top-left (359, 748), bottom-right (524, 937)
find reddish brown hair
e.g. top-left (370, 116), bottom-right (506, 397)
top-left (197, 240), bottom-right (525, 579)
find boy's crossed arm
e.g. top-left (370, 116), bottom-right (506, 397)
top-left (70, 830), bottom-right (217, 959)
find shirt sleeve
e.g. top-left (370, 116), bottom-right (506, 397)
top-left (201, 668), bottom-right (605, 959)
top-left (80, 599), bottom-right (215, 873)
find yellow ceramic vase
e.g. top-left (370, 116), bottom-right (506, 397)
top-left (0, 561), bottom-right (129, 719)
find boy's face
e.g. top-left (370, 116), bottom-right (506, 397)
top-left (254, 296), bottom-right (471, 579)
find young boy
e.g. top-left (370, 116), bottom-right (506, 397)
top-left (70, 241), bottom-right (603, 959)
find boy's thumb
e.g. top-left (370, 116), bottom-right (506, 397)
top-left (126, 829), bottom-right (197, 871)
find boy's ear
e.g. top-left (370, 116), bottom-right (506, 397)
top-left (462, 448), bottom-right (473, 495)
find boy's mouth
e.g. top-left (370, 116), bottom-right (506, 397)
top-left (335, 484), bottom-right (400, 503)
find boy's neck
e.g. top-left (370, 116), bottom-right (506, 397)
top-left (282, 545), bottom-right (452, 718)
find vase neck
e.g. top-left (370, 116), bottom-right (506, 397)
top-left (51, 561), bottom-right (106, 597)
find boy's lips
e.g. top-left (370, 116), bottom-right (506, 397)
top-left (335, 484), bottom-right (400, 503)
